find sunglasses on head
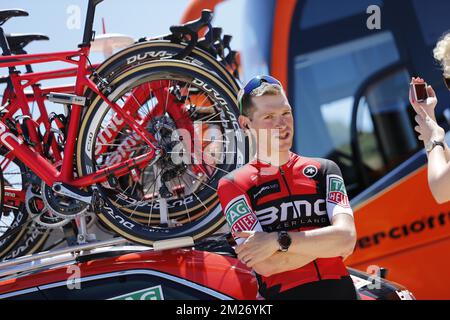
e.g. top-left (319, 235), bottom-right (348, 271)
top-left (239, 75), bottom-right (282, 114)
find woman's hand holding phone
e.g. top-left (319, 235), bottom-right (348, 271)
top-left (410, 77), bottom-right (445, 147)
top-left (409, 77), bottom-right (438, 120)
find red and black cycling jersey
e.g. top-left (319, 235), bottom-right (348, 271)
top-left (217, 152), bottom-right (354, 298)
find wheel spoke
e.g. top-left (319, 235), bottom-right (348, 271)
top-left (195, 112), bottom-right (221, 123)
top-left (147, 166), bottom-right (159, 227)
top-left (184, 169), bottom-right (217, 192)
top-left (130, 92), bottom-right (144, 116)
top-left (177, 176), bottom-right (191, 224)
top-left (163, 80), bottom-right (172, 115)
top-left (202, 162), bottom-right (232, 175)
top-left (193, 138), bottom-right (229, 143)
top-left (114, 167), bottom-right (162, 210)
top-left (180, 174), bottom-right (209, 214)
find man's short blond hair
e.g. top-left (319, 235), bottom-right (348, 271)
top-left (433, 31), bottom-right (450, 77)
top-left (239, 83), bottom-right (284, 118)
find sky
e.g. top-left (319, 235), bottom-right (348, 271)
top-left (0, 0), bottom-right (245, 71)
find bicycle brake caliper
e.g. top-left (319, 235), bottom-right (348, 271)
top-left (90, 188), bottom-right (104, 213)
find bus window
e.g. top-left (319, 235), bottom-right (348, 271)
top-left (292, 32), bottom-right (400, 196)
top-left (356, 97), bottom-right (384, 174)
top-left (356, 68), bottom-right (419, 186)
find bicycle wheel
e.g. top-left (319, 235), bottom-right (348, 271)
top-left (0, 221), bottom-right (50, 261)
top-left (0, 153), bottom-right (28, 258)
top-left (0, 152), bottom-right (66, 260)
top-left (77, 60), bottom-right (244, 245)
top-left (89, 40), bottom-right (240, 94)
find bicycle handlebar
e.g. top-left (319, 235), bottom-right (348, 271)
top-left (197, 27), bottom-right (222, 58)
top-left (169, 10), bottom-right (213, 38)
top-left (135, 9), bottom-right (239, 76)
top-left (222, 35), bottom-right (232, 49)
top-left (169, 10), bottom-right (213, 60)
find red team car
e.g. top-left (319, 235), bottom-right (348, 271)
top-left (0, 235), bottom-right (414, 300)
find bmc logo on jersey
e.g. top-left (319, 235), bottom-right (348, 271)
top-left (327, 175), bottom-right (349, 208)
top-left (255, 199), bottom-right (327, 226)
top-left (224, 195), bottom-right (258, 237)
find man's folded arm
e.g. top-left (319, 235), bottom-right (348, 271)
top-left (252, 252), bottom-right (317, 277)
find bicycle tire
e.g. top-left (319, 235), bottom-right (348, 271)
top-left (0, 223), bottom-right (50, 261)
top-left (0, 155), bottom-right (29, 259)
top-left (85, 41), bottom-right (246, 219)
top-left (0, 154), bottom-right (65, 260)
top-left (83, 60), bottom-right (240, 221)
top-left (89, 40), bottom-right (240, 93)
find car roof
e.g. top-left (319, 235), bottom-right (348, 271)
top-left (0, 233), bottom-right (411, 300)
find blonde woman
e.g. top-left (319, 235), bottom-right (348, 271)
top-left (411, 32), bottom-right (450, 203)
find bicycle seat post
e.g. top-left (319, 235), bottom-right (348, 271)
top-left (17, 49), bottom-right (34, 74)
top-left (0, 27), bottom-right (11, 55)
top-left (0, 27), bottom-right (15, 73)
top-left (79, 0), bottom-right (104, 48)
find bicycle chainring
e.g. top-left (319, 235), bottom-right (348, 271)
top-left (40, 181), bottom-right (88, 219)
top-left (25, 184), bottom-right (71, 229)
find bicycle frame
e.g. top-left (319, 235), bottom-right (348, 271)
top-left (1, 61), bottom-right (101, 163)
top-left (0, 0), bottom-right (213, 210)
top-left (0, 46), bottom-right (159, 190)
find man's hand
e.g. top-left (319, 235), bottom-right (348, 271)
top-left (235, 231), bottom-right (279, 268)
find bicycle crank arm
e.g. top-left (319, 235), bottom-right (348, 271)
top-left (52, 183), bottom-right (92, 204)
top-left (51, 151), bottom-right (163, 205)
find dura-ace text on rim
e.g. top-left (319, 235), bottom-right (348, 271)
top-left (85, 41), bottom-right (240, 97)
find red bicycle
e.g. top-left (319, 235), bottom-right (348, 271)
top-left (0, 1), bottom-right (244, 249)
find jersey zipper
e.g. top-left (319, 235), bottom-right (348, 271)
top-left (279, 167), bottom-right (322, 281)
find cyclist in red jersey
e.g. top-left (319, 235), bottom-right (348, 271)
top-left (217, 75), bottom-right (358, 299)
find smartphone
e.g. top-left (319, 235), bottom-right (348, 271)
top-left (413, 83), bottom-right (428, 102)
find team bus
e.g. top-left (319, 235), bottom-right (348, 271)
top-left (183, 0), bottom-right (450, 299)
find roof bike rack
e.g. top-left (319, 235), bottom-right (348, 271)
top-left (0, 237), bottom-right (129, 278)
top-left (0, 235), bottom-right (196, 280)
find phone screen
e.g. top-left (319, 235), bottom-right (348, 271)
top-left (414, 83), bottom-right (428, 101)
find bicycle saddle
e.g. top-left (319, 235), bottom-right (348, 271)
top-left (6, 33), bottom-right (49, 54)
top-left (0, 9), bottom-right (28, 26)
